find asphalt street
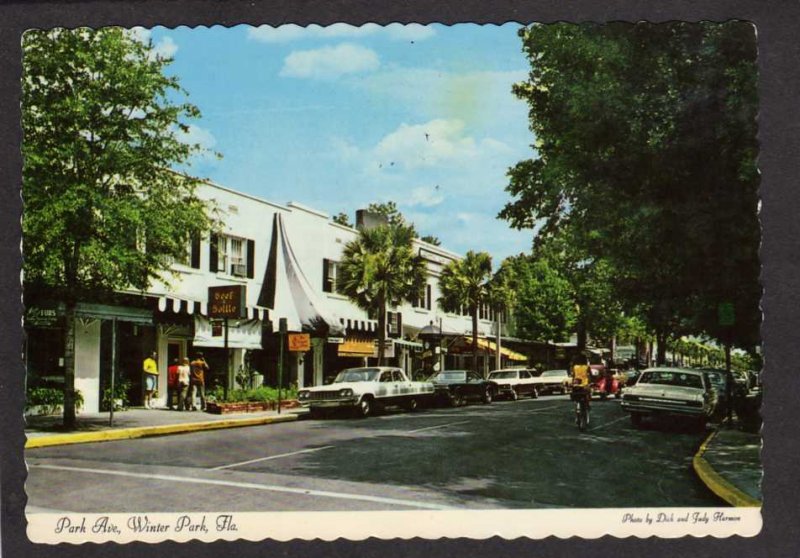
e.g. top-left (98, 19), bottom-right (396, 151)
top-left (26, 395), bottom-right (721, 512)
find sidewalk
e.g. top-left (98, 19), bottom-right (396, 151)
top-left (25, 407), bottom-right (305, 449)
top-left (693, 424), bottom-right (762, 507)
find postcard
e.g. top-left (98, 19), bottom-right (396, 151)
top-left (21, 21), bottom-right (762, 544)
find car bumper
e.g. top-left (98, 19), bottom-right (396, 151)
top-left (621, 399), bottom-right (710, 417)
top-left (300, 397), bottom-right (359, 409)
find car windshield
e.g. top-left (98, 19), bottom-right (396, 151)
top-left (639, 370), bottom-right (703, 389)
top-left (432, 371), bottom-right (466, 381)
top-left (334, 368), bottom-right (382, 383)
top-left (489, 371), bottom-right (518, 379)
top-left (542, 370), bottom-right (566, 377)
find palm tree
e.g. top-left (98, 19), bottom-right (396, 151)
top-left (438, 251), bottom-right (493, 376)
top-left (339, 223), bottom-right (427, 365)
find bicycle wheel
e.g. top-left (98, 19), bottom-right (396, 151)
top-left (578, 401), bottom-right (588, 432)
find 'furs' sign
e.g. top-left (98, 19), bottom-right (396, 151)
top-left (208, 285), bottom-right (247, 319)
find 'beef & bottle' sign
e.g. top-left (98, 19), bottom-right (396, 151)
top-left (208, 285), bottom-right (247, 319)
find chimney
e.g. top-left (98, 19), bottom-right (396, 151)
top-left (355, 209), bottom-right (389, 231)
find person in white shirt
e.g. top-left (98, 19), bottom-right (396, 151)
top-left (177, 357), bottom-right (191, 411)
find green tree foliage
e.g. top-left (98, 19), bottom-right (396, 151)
top-left (338, 224), bottom-right (427, 364)
top-left (438, 251), bottom-right (493, 375)
top-left (332, 212), bottom-right (353, 227)
top-left (23, 28), bottom-right (218, 427)
top-left (510, 256), bottom-right (576, 343)
top-left (501, 22), bottom-right (759, 358)
top-left (366, 201), bottom-right (408, 227)
top-left (420, 235), bottom-right (441, 246)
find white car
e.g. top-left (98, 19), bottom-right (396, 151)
top-left (487, 369), bottom-right (539, 400)
top-left (297, 367), bottom-right (434, 418)
top-left (531, 369), bottom-right (571, 395)
top-left (621, 367), bottom-right (718, 427)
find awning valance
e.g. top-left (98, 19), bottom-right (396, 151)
top-left (155, 296), bottom-right (267, 320)
top-left (338, 337), bottom-right (376, 357)
top-left (461, 337), bottom-right (528, 361)
top-left (193, 315), bottom-right (263, 350)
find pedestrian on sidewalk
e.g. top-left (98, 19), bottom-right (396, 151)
top-left (189, 352), bottom-right (209, 411)
top-left (177, 357), bottom-right (191, 411)
top-left (142, 351), bottom-right (159, 409)
top-left (167, 358), bottom-right (179, 410)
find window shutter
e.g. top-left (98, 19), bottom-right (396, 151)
top-left (397, 312), bottom-right (402, 337)
top-left (426, 285), bottom-right (432, 310)
top-left (246, 239), bottom-right (255, 278)
top-left (209, 233), bottom-right (218, 272)
top-left (190, 234), bottom-right (201, 269)
top-left (322, 259), bottom-right (330, 292)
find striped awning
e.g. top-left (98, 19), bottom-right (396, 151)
top-left (338, 337), bottom-right (376, 357)
top-left (155, 296), bottom-right (267, 321)
top-left (463, 337), bottom-right (528, 361)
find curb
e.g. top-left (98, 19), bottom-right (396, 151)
top-left (25, 413), bottom-right (299, 449)
top-left (692, 427), bottom-right (761, 508)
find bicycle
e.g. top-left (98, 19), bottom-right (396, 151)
top-left (571, 385), bottom-right (591, 432)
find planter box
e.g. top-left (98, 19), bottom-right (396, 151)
top-left (205, 400), bottom-right (299, 415)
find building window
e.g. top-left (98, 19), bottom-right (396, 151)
top-left (323, 259), bottom-right (342, 293)
top-left (211, 234), bottom-right (254, 278)
top-left (416, 283), bottom-right (432, 310)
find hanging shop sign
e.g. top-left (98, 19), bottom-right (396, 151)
top-left (288, 333), bottom-right (311, 352)
top-left (25, 306), bottom-right (61, 328)
top-left (208, 285), bottom-right (247, 319)
top-left (327, 337), bottom-right (345, 344)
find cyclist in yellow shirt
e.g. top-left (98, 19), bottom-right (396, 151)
top-left (570, 353), bottom-right (592, 426)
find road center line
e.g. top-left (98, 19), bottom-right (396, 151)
top-left (406, 420), bottom-right (470, 434)
top-left (211, 446), bottom-right (335, 471)
top-left (30, 464), bottom-right (454, 510)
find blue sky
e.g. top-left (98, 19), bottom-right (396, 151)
top-left (140, 24), bottom-right (536, 262)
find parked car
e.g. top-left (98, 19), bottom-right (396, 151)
top-left (429, 369), bottom-right (495, 406)
top-left (487, 368), bottom-right (539, 400)
top-left (530, 369), bottom-right (571, 395)
top-left (621, 367), bottom-right (718, 427)
top-left (297, 367), bottom-right (434, 418)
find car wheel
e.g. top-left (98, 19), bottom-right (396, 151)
top-left (630, 413), bottom-right (642, 427)
top-left (531, 387), bottom-right (539, 399)
top-left (600, 393), bottom-right (608, 401)
top-left (356, 396), bottom-right (372, 418)
top-left (450, 390), bottom-right (464, 407)
top-left (510, 388), bottom-right (519, 401)
top-left (405, 397), bottom-right (419, 412)
top-left (482, 387), bottom-right (493, 404)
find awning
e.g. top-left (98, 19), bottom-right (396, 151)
top-left (193, 315), bottom-right (263, 350)
top-left (154, 295), bottom-right (267, 320)
top-left (393, 338), bottom-right (423, 349)
top-left (464, 337), bottom-right (528, 361)
top-left (76, 303), bottom-right (153, 325)
top-left (338, 337), bottom-right (376, 357)
top-left (258, 213), bottom-right (345, 336)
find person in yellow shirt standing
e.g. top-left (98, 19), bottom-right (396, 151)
top-left (143, 351), bottom-right (159, 409)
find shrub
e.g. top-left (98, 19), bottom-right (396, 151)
top-left (101, 380), bottom-right (131, 411)
top-left (26, 387), bottom-right (83, 415)
top-left (211, 385), bottom-right (299, 403)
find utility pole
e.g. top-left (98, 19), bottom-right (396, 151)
top-left (495, 312), bottom-right (502, 372)
top-left (278, 318), bottom-right (287, 414)
top-left (223, 317), bottom-right (229, 400)
top-left (109, 317), bottom-right (117, 427)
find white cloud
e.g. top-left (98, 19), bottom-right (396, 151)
top-left (151, 36), bottom-right (178, 60)
top-left (176, 124), bottom-right (217, 150)
top-left (371, 118), bottom-right (512, 170)
top-left (126, 28), bottom-right (178, 61)
top-left (407, 186), bottom-right (445, 207)
top-left (247, 23), bottom-right (435, 43)
top-left (281, 43), bottom-right (380, 79)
